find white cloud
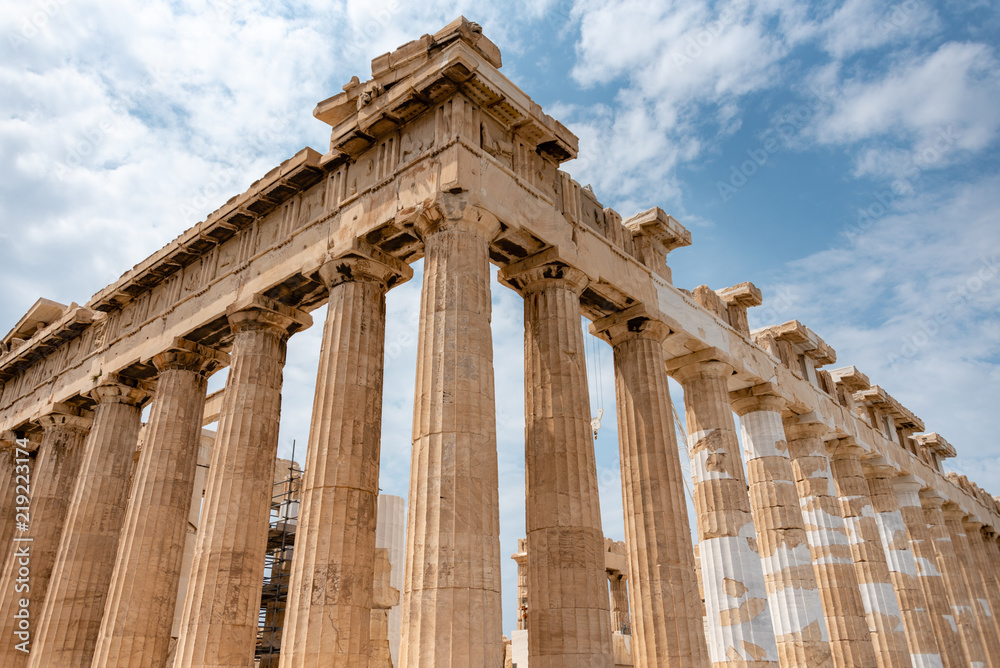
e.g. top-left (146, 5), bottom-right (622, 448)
top-left (751, 174), bottom-right (1000, 494)
top-left (813, 42), bottom-right (1000, 168)
top-left (558, 0), bottom-right (813, 212)
top-left (818, 0), bottom-right (940, 59)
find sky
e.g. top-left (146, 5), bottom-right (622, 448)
top-left (2, 0), bottom-right (999, 640)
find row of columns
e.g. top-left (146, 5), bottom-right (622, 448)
top-left (2, 208), bottom-right (1000, 668)
top-left (0, 296), bottom-right (304, 668)
top-left (668, 356), bottom-right (1000, 668)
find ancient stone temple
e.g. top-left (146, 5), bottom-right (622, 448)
top-left (2, 16), bottom-right (1000, 668)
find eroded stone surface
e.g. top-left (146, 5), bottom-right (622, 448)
top-left (0, 17), bottom-right (997, 668)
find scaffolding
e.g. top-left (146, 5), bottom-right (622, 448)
top-left (256, 445), bottom-right (302, 667)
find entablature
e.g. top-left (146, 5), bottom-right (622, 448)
top-left (752, 319), bottom-right (837, 389)
top-left (0, 302), bottom-right (93, 382)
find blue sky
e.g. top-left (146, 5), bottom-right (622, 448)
top-left (2, 0), bottom-right (999, 638)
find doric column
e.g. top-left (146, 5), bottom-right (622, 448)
top-left (0, 405), bottom-right (92, 666)
top-left (983, 529), bottom-right (1000, 637)
top-left (893, 477), bottom-right (965, 667)
top-left (863, 464), bottom-right (942, 667)
top-left (730, 392), bottom-right (831, 667)
top-left (977, 527), bottom-right (1000, 641)
top-left (592, 308), bottom-right (709, 668)
top-left (826, 443), bottom-right (909, 668)
top-left (961, 519), bottom-right (1000, 655)
top-left (28, 377), bottom-right (147, 668)
top-left (668, 354), bottom-right (778, 667)
top-left (92, 338), bottom-right (227, 668)
top-left (279, 245), bottom-right (411, 668)
top-left (513, 539), bottom-right (528, 631)
top-left (783, 419), bottom-right (876, 667)
top-left (608, 572), bottom-right (631, 635)
top-left (399, 202), bottom-right (503, 667)
top-left (501, 253), bottom-right (612, 668)
top-left (987, 530), bottom-right (1000, 577)
top-left (174, 295), bottom-right (310, 668)
top-left (922, 494), bottom-right (989, 667)
top-left (0, 432), bottom-right (27, 563)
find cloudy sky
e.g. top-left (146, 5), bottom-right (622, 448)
top-left (2, 0), bottom-right (999, 638)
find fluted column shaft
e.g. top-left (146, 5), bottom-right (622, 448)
top-left (399, 205), bottom-right (503, 668)
top-left (827, 447), bottom-right (909, 668)
top-left (963, 523), bottom-right (1000, 648)
top-left (174, 296), bottom-right (310, 668)
top-left (505, 261), bottom-right (612, 668)
top-left (893, 480), bottom-right (965, 667)
top-left (593, 312), bottom-right (709, 668)
top-left (965, 527), bottom-right (1000, 644)
top-left (279, 249), bottom-right (411, 668)
top-left (732, 398), bottom-right (830, 667)
top-left (979, 529), bottom-right (1000, 639)
top-left (0, 433), bottom-right (24, 564)
top-left (864, 467), bottom-right (941, 667)
top-left (0, 409), bottom-right (91, 665)
top-left (784, 422), bottom-right (876, 667)
top-left (28, 380), bottom-right (146, 668)
top-left (608, 574), bottom-right (631, 634)
top-left (986, 533), bottom-right (1000, 587)
top-left (92, 339), bottom-right (226, 668)
top-left (922, 497), bottom-right (988, 667)
top-left (514, 544), bottom-right (528, 631)
top-left (956, 520), bottom-right (1000, 667)
top-left (669, 358), bottom-right (778, 667)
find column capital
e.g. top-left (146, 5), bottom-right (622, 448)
top-left (860, 454), bottom-right (895, 476)
top-left (940, 502), bottom-right (966, 523)
top-left (962, 518), bottom-right (985, 532)
top-left (782, 417), bottom-right (828, 442)
top-left (89, 374), bottom-right (149, 406)
top-left (35, 403), bottom-right (93, 433)
top-left (0, 431), bottom-right (18, 453)
top-left (981, 526), bottom-right (997, 540)
top-left (729, 383), bottom-right (784, 416)
top-left (2, 430), bottom-right (40, 454)
top-left (825, 437), bottom-right (866, 459)
top-left (152, 337), bottom-right (230, 376)
top-left (410, 193), bottom-right (501, 240)
top-left (226, 293), bottom-right (312, 338)
top-left (891, 474), bottom-right (924, 497)
top-left (317, 239), bottom-right (413, 290)
top-left (918, 490), bottom-right (946, 510)
top-left (499, 247), bottom-right (589, 296)
top-left (589, 303), bottom-right (675, 346)
top-left (664, 347), bottom-right (734, 382)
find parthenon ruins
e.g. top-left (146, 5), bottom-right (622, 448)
top-left (2, 16), bottom-right (1000, 668)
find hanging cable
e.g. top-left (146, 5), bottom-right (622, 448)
top-left (584, 320), bottom-right (605, 440)
top-left (672, 400), bottom-right (696, 505)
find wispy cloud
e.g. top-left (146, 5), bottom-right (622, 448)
top-left (751, 175), bottom-right (1000, 491)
